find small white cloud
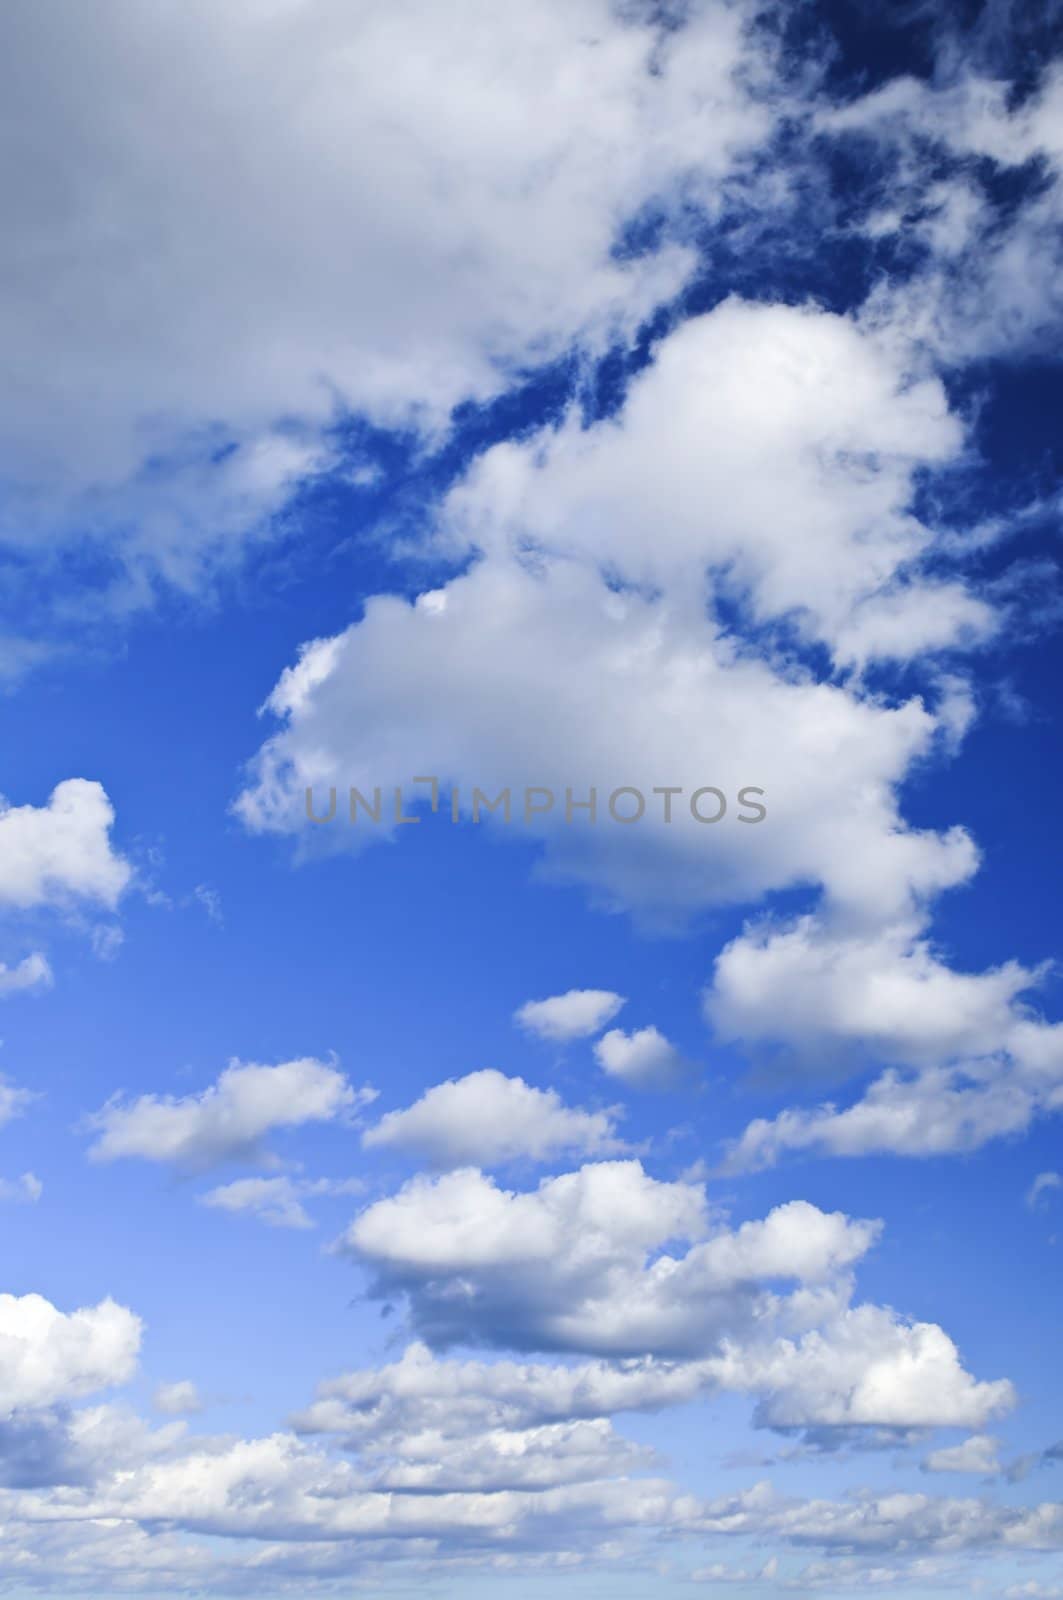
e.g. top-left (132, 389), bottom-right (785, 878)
top-left (90, 924), bottom-right (124, 962)
top-left (593, 1025), bottom-right (693, 1090)
top-left (87, 1057), bottom-right (375, 1172)
top-left (0, 1171), bottom-right (42, 1204)
top-left (0, 952), bottom-right (53, 997)
top-left (0, 780), bottom-right (131, 911)
top-left (515, 989), bottom-right (625, 1042)
top-left (1026, 1172), bottom-right (1062, 1210)
top-left (362, 1069), bottom-right (621, 1168)
top-left (0, 1076), bottom-right (34, 1129)
top-left (192, 884), bottom-right (223, 926)
top-left (922, 1434), bottom-right (1001, 1475)
top-left (201, 1175), bottom-right (363, 1230)
top-left (153, 1379), bottom-right (204, 1416)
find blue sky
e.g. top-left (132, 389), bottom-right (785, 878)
top-left (1, 1), bottom-right (1063, 1595)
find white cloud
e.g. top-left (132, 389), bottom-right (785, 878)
top-left (0, 952), bottom-right (52, 996)
top-left (291, 1358), bottom-right (654, 1493)
top-left (332, 1157), bottom-right (1012, 1431)
top-left (236, 556), bottom-right (976, 928)
top-left (722, 1068), bottom-right (1023, 1172)
top-left (826, 66), bottom-right (1063, 367)
top-left (1027, 1172), bottom-right (1063, 1210)
top-left (0, 0), bottom-right (776, 601)
top-left (88, 1057), bottom-right (373, 1172)
top-left (201, 1175), bottom-right (364, 1230)
top-left (709, 910), bottom-right (1063, 1170)
top-left (235, 292), bottom-right (1001, 937)
top-left (717, 1302), bottom-right (1013, 1432)
top-left (0, 1291), bottom-right (141, 1412)
top-left (8, 1436), bottom-right (1057, 1587)
top-left (515, 989), bottom-right (626, 1041)
top-left (440, 298), bottom-right (983, 665)
top-left (290, 1340), bottom-right (706, 1445)
top-left (0, 780), bottom-right (130, 911)
top-left (362, 1069), bottom-right (620, 1168)
top-left (294, 1288), bottom-right (1011, 1447)
top-left (340, 1160), bottom-right (886, 1358)
top-left (721, 1012), bottom-right (1063, 1172)
top-left (0, 1077), bottom-right (32, 1129)
top-left (922, 1435), bottom-right (1001, 1475)
top-left (594, 1026), bottom-right (692, 1090)
top-left (707, 913), bottom-right (1040, 1071)
top-left (153, 1381), bottom-right (203, 1418)
top-left (357, 1415), bottom-right (650, 1494)
top-left (0, 1172), bottom-right (42, 1205)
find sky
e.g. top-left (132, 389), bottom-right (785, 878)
top-left (1, 1), bottom-right (1063, 1595)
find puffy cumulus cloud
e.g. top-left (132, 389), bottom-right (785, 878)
top-left (922, 1434), bottom-right (1001, 1475)
top-left (234, 294), bottom-right (1000, 934)
top-left (0, 951), bottom-right (52, 996)
top-left (715, 1302), bottom-right (1014, 1432)
top-left (515, 989), bottom-right (626, 1042)
top-left (594, 1026), bottom-right (694, 1090)
top-left (721, 1062), bottom-right (1044, 1173)
top-left (709, 911), bottom-right (1063, 1170)
top-left (708, 914), bottom-right (1041, 1071)
top-left (0, 0), bottom-right (776, 598)
top-left (236, 556), bottom-right (974, 927)
top-left (201, 1175), bottom-right (364, 1230)
top-left (0, 1401), bottom-right (187, 1494)
top-left (294, 1285), bottom-right (1011, 1449)
top-left (153, 1381), bottom-right (204, 1418)
top-left (0, 1292), bottom-right (141, 1413)
top-left (719, 1010), bottom-right (1063, 1172)
top-left (339, 1160), bottom-right (888, 1358)
top-left (440, 299), bottom-right (986, 666)
top-left (87, 1056), bottom-right (373, 1173)
top-left (362, 1069), bottom-right (621, 1168)
top-left (0, 1316), bottom-right (1024, 1595)
top-left (0, 780), bottom-right (131, 911)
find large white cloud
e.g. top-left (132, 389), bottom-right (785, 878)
top-left (0, 0), bottom-right (776, 597)
top-left (88, 1056), bottom-right (373, 1172)
top-left (439, 298), bottom-right (987, 665)
top-left (362, 1069), bottom-right (621, 1168)
top-left (0, 1292), bottom-right (141, 1413)
top-left (236, 555), bottom-right (975, 926)
top-left (332, 1157), bottom-right (1013, 1430)
top-left (341, 1159), bottom-right (879, 1357)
